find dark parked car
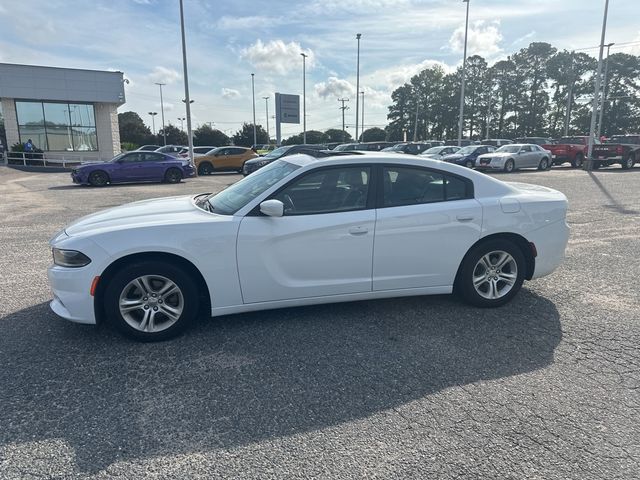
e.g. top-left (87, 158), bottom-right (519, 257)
top-left (333, 141), bottom-right (395, 152)
top-left (441, 145), bottom-right (496, 168)
top-left (380, 142), bottom-right (433, 155)
top-left (71, 151), bottom-right (195, 186)
top-left (242, 144), bottom-right (327, 175)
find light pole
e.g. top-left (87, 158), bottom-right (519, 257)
top-left (155, 82), bottom-right (167, 145)
top-left (360, 91), bottom-right (365, 142)
top-left (148, 111), bottom-right (158, 138)
top-left (301, 53), bottom-right (308, 144)
top-left (587, 0), bottom-right (610, 170)
top-left (355, 33), bottom-right (362, 142)
top-left (457, 0), bottom-right (470, 147)
top-left (178, 117), bottom-right (185, 131)
top-left (251, 73), bottom-right (257, 146)
top-left (597, 42), bottom-right (615, 139)
top-left (179, 0), bottom-right (194, 164)
top-left (338, 98), bottom-right (349, 142)
top-left (263, 96), bottom-right (270, 141)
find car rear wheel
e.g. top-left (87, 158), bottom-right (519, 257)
top-left (503, 159), bottom-right (515, 173)
top-left (465, 159), bottom-right (474, 168)
top-left (164, 168), bottom-right (182, 183)
top-left (538, 157), bottom-right (550, 170)
top-left (104, 261), bottom-right (199, 341)
top-left (572, 153), bottom-right (584, 169)
top-left (198, 162), bottom-right (214, 175)
top-left (88, 170), bottom-right (109, 187)
top-left (456, 239), bottom-right (525, 307)
top-left (621, 154), bottom-right (635, 170)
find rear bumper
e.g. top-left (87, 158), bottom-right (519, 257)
top-left (527, 220), bottom-right (570, 279)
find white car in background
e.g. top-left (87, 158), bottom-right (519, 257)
top-left (476, 144), bottom-right (553, 173)
top-left (48, 153), bottom-right (569, 341)
top-left (419, 145), bottom-right (461, 159)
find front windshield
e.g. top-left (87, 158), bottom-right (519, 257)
top-left (111, 153), bottom-right (127, 162)
top-left (457, 146), bottom-right (476, 155)
top-left (206, 160), bottom-right (300, 215)
top-left (424, 147), bottom-right (446, 154)
top-left (262, 145), bottom-right (293, 160)
top-left (496, 145), bottom-right (521, 153)
top-left (334, 144), bottom-right (355, 151)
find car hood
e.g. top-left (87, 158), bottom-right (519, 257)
top-left (441, 154), bottom-right (465, 161)
top-left (63, 195), bottom-right (217, 237)
top-left (479, 152), bottom-right (513, 158)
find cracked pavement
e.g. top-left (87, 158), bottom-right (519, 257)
top-left (0, 164), bottom-right (638, 479)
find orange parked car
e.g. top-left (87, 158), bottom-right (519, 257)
top-left (195, 146), bottom-right (258, 175)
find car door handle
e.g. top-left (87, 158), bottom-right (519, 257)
top-left (456, 214), bottom-right (474, 222)
top-left (349, 226), bottom-right (368, 235)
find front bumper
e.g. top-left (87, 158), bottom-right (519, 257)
top-left (243, 161), bottom-right (269, 175)
top-left (70, 171), bottom-right (86, 184)
top-left (475, 161), bottom-right (503, 170)
top-left (183, 165), bottom-right (196, 177)
top-left (48, 264), bottom-right (97, 324)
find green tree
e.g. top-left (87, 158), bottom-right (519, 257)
top-left (599, 53), bottom-right (640, 136)
top-left (194, 125), bottom-right (230, 146)
top-left (324, 128), bottom-right (351, 143)
top-left (232, 123), bottom-right (269, 147)
top-left (158, 124), bottom-right (188, 145)
top-left (359, 127), bottom-right (386, 142)
top-left (283, 130), bottom-right (327, 145)
top-left (118, 111), bottom-right (154, 146)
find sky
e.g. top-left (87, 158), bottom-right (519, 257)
top-left (1, 0), bottom-right (639, 140)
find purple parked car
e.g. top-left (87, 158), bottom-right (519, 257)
top-left (71, 151), bottom-right (195, 186)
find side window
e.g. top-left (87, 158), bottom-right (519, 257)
top-left (232, 148), bottom-right (247, 155)
top-left (382, 166), bottom-right (472, 207)
top-left (273, 166), bottom-right (371, 215)
top-left (521, 146), bottom-right (531, 152)
top-left (143, 153), bottom-right (164, 162)
top-left (122, 153), bottom-right (141, 163)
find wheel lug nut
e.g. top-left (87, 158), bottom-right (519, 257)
top-left (143, 297), bottom-right (148, 301)
top-left (144, 305), bottom-right (149, 309)
top-left (152, 293), bottom-right (157, 297)
top-left (153, 306), bottom-right (158, 311)
top-left (158, 299), bottom-right (163, 304)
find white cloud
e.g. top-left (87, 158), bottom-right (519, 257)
top-left (241, 39), bottom-right (315, 75)
top-left (148, 66), bottom-right (181, 85)
top-left (315, 77), bottom-right (355, 99)
top-left (362, 59), bottom-right (453, 93)
top-left (449, 20), bottom-right (503, 58)
top-left (221, 88), bottom-right (241, 99)
top-left (512, 31), bottom-right (536, 46)
top-left (157, 102), bottom-right (175, 112)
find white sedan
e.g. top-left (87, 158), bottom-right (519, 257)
top-left (48, 154), bottom-right (569, 341)
top-left (476, 144), bottom-right (553, 172)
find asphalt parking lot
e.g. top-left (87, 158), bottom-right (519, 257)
top-left (0, 164), bottom-right (639, 479)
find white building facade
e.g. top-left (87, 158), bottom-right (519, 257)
top-left (0, 63), bottom-right (125, 160)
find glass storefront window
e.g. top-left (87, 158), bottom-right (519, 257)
top-left (16, 100), bottom-right (98, 152)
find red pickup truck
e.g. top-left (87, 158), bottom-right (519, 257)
top-left (541, 136), bottom-right (592, 168)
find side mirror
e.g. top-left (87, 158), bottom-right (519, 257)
top-left (260, 199), bottom-right (284, 217)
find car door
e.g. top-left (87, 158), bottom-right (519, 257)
top-left (212, 148), bottom-right (233, 169)
top-left (518, 145), bottom-right (534, 167)
top-left (140, 152), bottom-right (168, 180)
top-left (236, 165), bottom-right (375, 303)
top-left (112, 152), bottom-right (145, 182)
top-left (228, 147), bottom-right (249, 169)
top-left (373, 165), bottom-right (482, 290)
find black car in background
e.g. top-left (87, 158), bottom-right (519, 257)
top-left (333, 141), bottom-right (395, 152)
top-left (242, 144), bottom-right (327, 175)
top-left (380, 142), bottom-right (433, 155)
top-left (441, 144), bottom-right (496, 168)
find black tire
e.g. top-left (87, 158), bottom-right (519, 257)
top-left (104, 261), bottom-right (200, 341)
top-left (164, 168), bottom-right (182, 183)
top-left (572, 153), bottom-right (584, 169)
top-left (465, 159), bottom-right (475, 169)
top-left (198, 162), bottom-right (214, 175)
top-left (592, 161), bottom-right (601, 170)
top-left (538, 157), bottom-right (550, 170)
top-left (503, 159), bottom-right (515, 173)
top-left (88, 170), bottom-right (109, 187)
top-left (456, 238), bottom-right (526, 308)
top-left (621, 154), bottom-right (635, 170)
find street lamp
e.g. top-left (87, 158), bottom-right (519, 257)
top-left (179, 0), bottom-right (194, 165)
top-left (360, 91), bottom-right (365, 142)
top-left (457, 0), bottom-right (470, 147)
top-left (587, 0), bottom-right (610, 170)
top-left (155, 82), bottom-right (167, 145)
top-left (263, 96), bottom-right (270, 141)
top-left (178, 117), bottom-right (186, 131)
top-left (301, 53), bottom-right (308, 144)
top-left (251, 73), bottom-right (257, 146)
top-left (596, 42), bottom-right (615, 139)
top-left (355, 33), bottom-right (362, 142)
top-left (148, 112), bottom-right (158, 135)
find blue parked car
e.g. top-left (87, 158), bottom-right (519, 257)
top-left (441, 145), bottom-right (496, 168)
top-left (71, 151), bottom-right (195, 186)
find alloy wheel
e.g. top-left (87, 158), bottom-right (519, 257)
top-left (472, 250), bottom-right (518, 300)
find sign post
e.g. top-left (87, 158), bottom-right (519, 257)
top-left (274, 93), bottom-right (300, 146)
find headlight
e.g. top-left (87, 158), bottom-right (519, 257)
top-left (255, 160), bottom-right (269, 167)
top-left (52, 248), bottom-right (91, 267)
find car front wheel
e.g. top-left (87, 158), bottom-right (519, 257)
top-left (538, 157), bottom-right (549, 170)
top-left (104, 261), bottom-right (199, 341)
top-left (164, 168), bottom-right (183, 183)
top-left (88, 170), bottom-right (109, 187)
top-left (198, 162), bottom-right (214, 175)
top-left (503, 159), bottom-right (515, 173)
top-left (456, 239), bottom-right (525, 307)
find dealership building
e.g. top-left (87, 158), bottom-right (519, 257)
top-left (0, 63), bottom-right (125, 160)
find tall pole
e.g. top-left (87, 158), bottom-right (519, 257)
top-left (360, 91), bottom-right (365, 142)
top-left (178, 117), bottom-right (185, 131)
top-left (355, 33), bottom-right (362, 142)
top-left (301, 53), bottom-right (308, 144)
top-left (457, 0), bottom-right (470, 147)
top-left (155, 82), bottom-right (167, 145)
top-left (597, 42), bottom-right (615, 139)
top-left (587, 0), bottom-right (610, 170)
top-left (251, 73), bottom-right (257, 146)
top-left (413, 102), bottom-right (419, 142)
top-left (564, 52), bottom-right (576, 137)
top-left (338, 98), bottom-right (349, 142)
top-left (179, 0), bottom-right (194, 165)
top-left (148, 112), bottom-right (157, 135)
top-left (263, 96), bottom-right (270, 141)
